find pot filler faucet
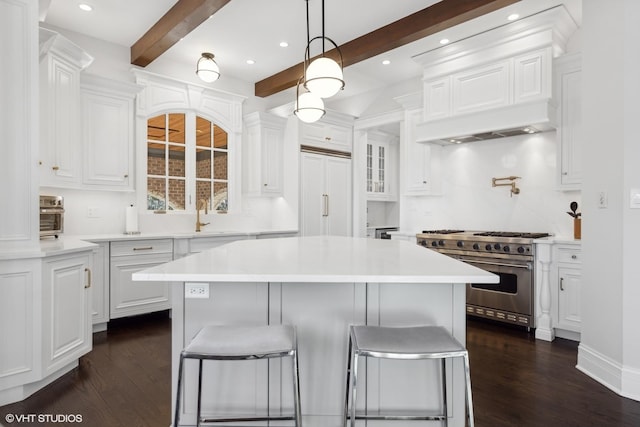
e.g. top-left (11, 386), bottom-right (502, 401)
top-left (195, 199), bottom-right (210, 232)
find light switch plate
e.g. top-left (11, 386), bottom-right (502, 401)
top-left (631, 189), bottom-right (640, 209)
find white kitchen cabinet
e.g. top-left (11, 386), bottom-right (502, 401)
top-left (403, 110), bottom-right (442, 196)
top-left (243, 112), bottom-right (287, 197)
top-left (366, 132), bottom-right (397, 201)
top-left (39, 28), bottom-right (92, 188)
top-left (81, 75), bottom-right (140, 190)
top-left (300, 112), bottom-right (353, 152)
top-left (300, 151), bottom-right (352, 236)
top-left (555, 53), bottom-right (582, 190)
top-left (553, 244), bottom-right (582, 334)
top-left (109, 239), bottom-right (172, 319)
top-left (91, 242), bottom-right (109, 331)
top-left (41, 251), bottom-right (93, 376)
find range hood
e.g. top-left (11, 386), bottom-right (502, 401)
top-left (415, 99), bottom-right (557, 144)
top-left (410, 6), bottom-right (575, 145)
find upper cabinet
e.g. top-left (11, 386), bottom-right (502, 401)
top-left (366, 131), bottom-right (397, 201)
top-left (81, 75), bottom-right (141, 190)
top-left (39, 28), bottom-right (93, 187)
top-left (243, 112), bottom-right (287, 197)
top-left (555, 53), bottom-right (582, 190)
top-left (300, 112), bottom-right (353, 153)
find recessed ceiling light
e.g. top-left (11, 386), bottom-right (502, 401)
top-left (382, 59), bottom-right (391, 65)
top-left (279, 41), bottom-right (289, 48)
top-left (78, 3), bottom-right (93, 11)
top-left (507, 13), bottom-right (519, 21)
top-left (440, 38), bottom-right (450, 45)
top-left (246, 59), bottom-right (255, 65)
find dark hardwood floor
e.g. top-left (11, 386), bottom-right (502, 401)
top-left (2, 313), bottom-right (640, 426)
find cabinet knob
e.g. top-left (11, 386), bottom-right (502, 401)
top-left (422, 180), bottom-right (427, 184)
top-left (124, 173), bottom-right (129, 178)
top-left (325, 137), bottom-right (331, 141)
top-left (571, 254), bottom-right (577, 259)
top-left (264, 183), bottom-right (268, 187)
top-left (52, 166), bottom-right (60, 171)
top-left (562, 172), bottom-right (568, 175)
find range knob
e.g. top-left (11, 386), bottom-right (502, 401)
top-left (517, 246), bottom-right (526, 254)
top-left (431, 241), bottom-right (438, 248)
top-left (473, 243), bottom-right (480, 250)
top-left (503, 246), bottom-right (510, 253)
top-left (420, 240), bottom-right (428, 247)
top-left (485, 244), bottom-right (492, 251)
top-left (438, 240), bottom-right (445, 247)
top-left (457, 241), bottom-right (464, 248)
top-left (494, 243), bottom-right (501, 250)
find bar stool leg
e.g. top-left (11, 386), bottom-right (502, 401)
top-left (441, 358), bottom-right (448, 427)
top-left (350, 351), bottom-right (359, 427)
top-left (463, 353), bottom-right (474, 427)
top-left (343, 335), bottom-right (353, 427)
top-left (196, 359), bottom-right (203, 427)
top-left (174, 353), bottom-right (185, 427)
top-left (292, 349), bottom-right (302, 426)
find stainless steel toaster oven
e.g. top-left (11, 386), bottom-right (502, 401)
top-left (40, 195), bottom-right (64, 238)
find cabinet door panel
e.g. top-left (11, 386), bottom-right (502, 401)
top-left (558, 267), bottom-right (581, 332)
top-left (300, 153), bottom-right (326, 236)
top-left (325, 157), bottom-right (352, 236)
top-left (43, 253), bottom-right (91, 375)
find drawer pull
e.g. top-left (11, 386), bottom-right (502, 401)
top-left (571, 254), bottom-right (577, 260)
top-left (133, 246), bottom-right (153, 251)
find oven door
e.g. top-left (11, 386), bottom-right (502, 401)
top-left (40, 209), bottom-right (64, 237)
top-left (461, 256), bottom-right (533, 323)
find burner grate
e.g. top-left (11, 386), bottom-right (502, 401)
top-left (421, 230), bottom-right (465, 234)
top-left (473, 231), bottom-right (550, 239)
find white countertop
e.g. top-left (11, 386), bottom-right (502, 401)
top-left (70, 229), bottom-right (298, 242)
top-left (133, 235), bottom-right (498, 284)
top-left (0, 238), bottom-right (97, 261)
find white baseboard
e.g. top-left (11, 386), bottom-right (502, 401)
top-left (577, 343), bottom-right (622, 395)
top-left (577, 343), bottom-right (640, 402)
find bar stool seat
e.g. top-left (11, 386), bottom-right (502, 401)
top-left (344, 325), bottom-right (474, 427)
top-left (175, 324), bottom-right (302, 427)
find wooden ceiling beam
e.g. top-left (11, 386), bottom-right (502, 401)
top-left (255, 0), bottom-right (520, 98)
top-left (131, 0), bottom-right (232, 67)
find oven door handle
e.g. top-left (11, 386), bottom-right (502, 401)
top-left (467, 259), bottom-right (532, 270)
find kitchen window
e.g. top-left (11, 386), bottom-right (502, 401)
top-left (146, 112), bottom-right (229, 212)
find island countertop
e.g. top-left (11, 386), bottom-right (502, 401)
top-left (132, 235), bottom-right (498, 284)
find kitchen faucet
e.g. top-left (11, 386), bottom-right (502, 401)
top-left (195, 198), bottom-right (210, 232)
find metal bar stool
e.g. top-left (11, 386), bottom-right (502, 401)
top-left (344, 325), bottom-right (474, 427)
top-left (174, 324), bottom-right (302, 427)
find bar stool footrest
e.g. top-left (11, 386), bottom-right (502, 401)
top-left (201, 414), bottom-right (297, 423)
top-left (352, 413), bottom-right (446, 421)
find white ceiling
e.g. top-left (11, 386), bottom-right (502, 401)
top-left (40, 0), bottom-right (581, 110)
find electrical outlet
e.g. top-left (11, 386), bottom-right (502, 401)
top-left (185, 282), bottom-right (209, 299)
top-left (87, 207), bottom-right (100, 218)
top-left (598, 191), bottom-right (608, 209)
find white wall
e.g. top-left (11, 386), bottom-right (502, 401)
top-left (400, 132), bottom-right (579, 237)
top-left (577, 0), bottom-right (640, 401)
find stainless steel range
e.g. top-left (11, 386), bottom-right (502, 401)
top-left (416, 230), bottom-right (550, 328)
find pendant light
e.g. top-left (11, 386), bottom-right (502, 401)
top-left (196, 52), bottom-right (220, 83)
top-left (294, 76), bottom-right (325, 123)
top-left (304, 0), bottom-right (344, 98)
top-left (294, 0), bottom-right (326, 123)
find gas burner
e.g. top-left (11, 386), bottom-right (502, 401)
top-left (473, 231), bottom-right (550, 239)
top-left (421, 229), bottom-right (465, 234)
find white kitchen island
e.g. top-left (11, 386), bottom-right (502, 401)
top-left (133, 236), bottom-right (497, 427)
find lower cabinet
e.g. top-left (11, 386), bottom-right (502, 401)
top-left (552, 243), bottom-right (582, 335)
top-left (91, 242), bottom-right (109, 330)
top-left (41, 251), bottom-right (93, 376)
top-left (109, 239), bottom-right (173, 319)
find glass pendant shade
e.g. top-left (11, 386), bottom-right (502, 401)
top-left (196, 52), bottom-right (220, 83)
top-left (305, 56), bottom-right (344, 98)
top-left (294, 91), bottom-right (325, 123)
